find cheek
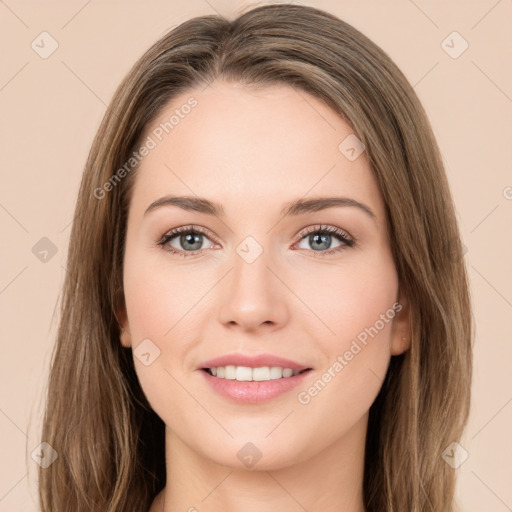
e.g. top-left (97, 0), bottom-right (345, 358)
top-left (293, 251), bottom-right (398, 410)
top-left (292, 249), bottom-right (399, 344)
top-left (122, 252), bottom-right (198, 416)
top-left (122, 245), bottom-right (212, 406)
top-left (122, 247), bottom-right (205, 342)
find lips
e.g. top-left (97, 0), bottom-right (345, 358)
top-left (196, 353), bottom-right (314, 403)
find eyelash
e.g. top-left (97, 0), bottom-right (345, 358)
top-left (156, 224), bottom-right (355, 258)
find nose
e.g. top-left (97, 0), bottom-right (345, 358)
top-left (217, 248), bottom-right (290, 332)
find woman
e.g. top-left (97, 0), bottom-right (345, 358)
top-left (38, 4), bottom-right (472, 511)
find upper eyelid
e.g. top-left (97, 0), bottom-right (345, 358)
top-left (160, 224), bottom-right (214, 238)
top-left (299, 224), bottom-right (353, 241)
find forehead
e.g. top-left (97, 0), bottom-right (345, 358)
top-left (130, 80), bottom-right (384, 222)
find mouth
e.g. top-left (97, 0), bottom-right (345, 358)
top-left (201, 366), bottom-right (312, 381)
top-left (198, 366), bottom-right (314, 404)
top-left (196, 353), bottom-right (314, 403)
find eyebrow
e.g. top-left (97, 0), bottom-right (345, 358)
top-left (144, 195), bottom-right (376, 221)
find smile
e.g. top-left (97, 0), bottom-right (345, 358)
top-left (203, 365), bottom-right (309, 381)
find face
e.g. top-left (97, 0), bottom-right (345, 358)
top-left (118, 80), bottom-right (410, 470)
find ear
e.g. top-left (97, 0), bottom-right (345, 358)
top-left (117, 301), bottom-right (132, 348)
top-left (390, 286), bottom-right (411, 356)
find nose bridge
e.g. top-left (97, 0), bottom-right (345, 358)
top-left (218, 235), bottom-right (287, 329)
top-left (233, 244), bottom-right (274, 295)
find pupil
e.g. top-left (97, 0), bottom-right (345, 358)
top-left (182, 233), bottom-right (202, 250)
top-left (311, 233), bottom-right (331, 250)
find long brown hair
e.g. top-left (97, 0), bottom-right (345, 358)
top-left (38, 4), bottom-right (473, 511)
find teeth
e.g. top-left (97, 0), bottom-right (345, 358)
top-left (206, 366), bottom-right (302, 381)
top-left (253, 367), bottom-right (270, 381)
top-left (225, 365), bottom-right (236, 379)
top-left (235, 366), bottom-right (251, 381)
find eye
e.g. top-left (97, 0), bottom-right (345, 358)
top-left (157, 224), bottom-right (355, 258)
top-left (293, 224), bottom-right (355, 257)
top-left (157, 225), bottom-right (217, 257)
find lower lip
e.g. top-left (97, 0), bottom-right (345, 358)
top-left (198, 369), bottom-right (313, 404)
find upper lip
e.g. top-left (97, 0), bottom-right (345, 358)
top-left (197, 353), bottom-right (312, 371)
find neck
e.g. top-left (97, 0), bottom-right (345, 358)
top-left (150, 412), bottom-right (368, 512)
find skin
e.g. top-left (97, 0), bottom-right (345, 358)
top-left (118, 80), bottom-right (411, 512)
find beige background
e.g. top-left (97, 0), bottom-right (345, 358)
top-left (1, 0), bottom-right (511, 510)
